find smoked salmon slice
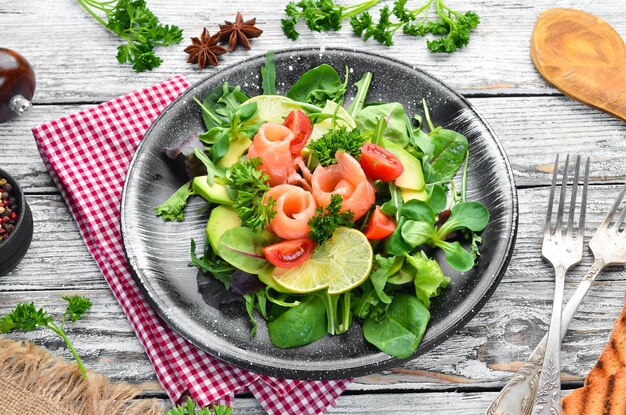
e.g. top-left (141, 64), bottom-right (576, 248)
top-left (311, 151), bottom-right (375, 220)
top-left (265, 184), bottom-right (317, 240)
top-left (247, 124), bottom-right (295, 187)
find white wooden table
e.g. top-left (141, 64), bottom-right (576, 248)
top-left (1, 1), bottom-right (626, 413)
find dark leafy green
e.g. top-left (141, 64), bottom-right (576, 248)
top-left (287, 64), bottom-right (347, 106)
top-left (308, 194), bottom-right (354, 244)
top-left (261, 50), bottom-right (277, 95)
top-left (268, 296), bottom-right (327, 348)
top-left (363, 294), bottom-right (430, 358)
top-left (155, 182), bottom-right (194, 222)
top-left (356, 102), bottom-right (412, 147)
top-left (218, 227), bottom-right (277, 273)
top-left (307, 126), bottom-right (365, 167)
top-left (347, 71), bottom-right (373, 118)
top-left (190, 239), bottom-right (234, 290)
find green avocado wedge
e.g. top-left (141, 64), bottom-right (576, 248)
top-left (192, 176), bottom-right (234, 205)
top-left (206, 206), bottom-right (241, 254)
top-left (382, 139), bottom-right (425, 191)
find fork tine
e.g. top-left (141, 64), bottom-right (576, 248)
top-left (610, 183), bottom-right (626, 232)
top-left (555, 154), bottom-right (570, 232)
top-left (566, 156), bottom-right (582, 236)
top-left (577, 157), bottom-right (590, 238)
top-left (544, 154), bottom-right (560, 234)
top-left (602, 183), bottom-right (626, 229)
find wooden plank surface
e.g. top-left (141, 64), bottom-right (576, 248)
top-left (2, 0), bottom-right (626, 412)
top-left (0, 0), bottom-right (625, 102)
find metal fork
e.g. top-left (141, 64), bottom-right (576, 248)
top-left (486, 183), bottom-right (626, 415)
top-left (531, 155), bottom-right (589, 415)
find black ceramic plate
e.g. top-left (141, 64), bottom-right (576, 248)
top-left (121, 48), bottom-right (518, 380)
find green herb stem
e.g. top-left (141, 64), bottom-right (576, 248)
top-left (342, 0), bottom-right (382, 18)
top-left (48, 322), bottom-right (88, 379)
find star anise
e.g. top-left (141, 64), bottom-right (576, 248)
top-left (218, 12), bottom-right (263, 52)
top-left (184, 28), bottom-right (227, 69)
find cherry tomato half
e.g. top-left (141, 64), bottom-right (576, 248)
top-left (364, 206), bottom-right (396, 240)
top-left (262, 238), bottom-right (316, 269)
top-left (284, 110), bottom-right (313, 156)
top-left (359, 143), bottom-right (404, 182)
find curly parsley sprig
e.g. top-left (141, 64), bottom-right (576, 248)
top-left (0, 296), bottom-right (93, 379)
top-left (282, 0), bottom-right (381, 40)
top-left (308, 126), bottom-right (365, 167)
top-left (165, 397), bottom-right (233, 415)
top-left (227, 158), bottom-right (277, 232)
top-left (76, 0), bottom-right (183, 71)
top-left (351, 0), bottom-right (480, 52)
top-left (308, 194), bottom-right (355, 244)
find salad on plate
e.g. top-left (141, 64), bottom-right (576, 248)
top-left (156, 51), bottom-right (489, 359)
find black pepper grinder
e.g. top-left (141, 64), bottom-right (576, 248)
top-left (0, 48), bottom-right (36, 124)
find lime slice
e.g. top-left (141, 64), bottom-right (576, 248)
top-left (243, 95), bottom-right (299, 124)
top-left (267, 227), bottom-right (373, 295)
top-left (309, 100), bottom-right (357, 141)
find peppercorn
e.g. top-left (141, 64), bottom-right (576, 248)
top-left (0, 176), bottom-right (19, 243)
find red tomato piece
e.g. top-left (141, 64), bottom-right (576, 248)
top-left (284, 110), bottom-right (313, 155)
top-left (359, 143), bottom-right (404, 182)
top-left (364, 206), bottom-right (396, 240)
top-left (262, 238), bottom-right (316, 269)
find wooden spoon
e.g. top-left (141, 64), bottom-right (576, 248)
top-left (531, 8), bottom-right (626, 121)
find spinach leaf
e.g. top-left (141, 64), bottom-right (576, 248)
top-left (287, 64), bottom-right (347, 106)
top-left (347, 71), bottom-right (372, 119)
top-left (434, 240), bottom-right (475, 272)
top-left (268, 295), bottom-right (327, 348)
top-left (261, 50), bottom-right (276, 95)
top-left (429, 128), bottom-right (469, 182)
top-left (363, 294), bottom-right (430, 359)
top-left (404, 252), bottom-right (450, 307)
top-left (356, 102), bottom-right (411, 147)
top-left (218, 227), bottom-right (277, 273)
top-left (401, 220), bottom-right (436, 247)
top-left (351, 281), bottom-right (381, 319)
top-left (437, 201), bottom-right (490, 235)
top-left (428, 184), bottom-right (447, 213)
top-left (386, 263), bottom-right (415, 285)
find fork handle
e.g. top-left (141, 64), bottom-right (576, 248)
top-left (484, 258), bottom-right (605, 415)
top-left (532, 265), bottom-right (567, 415)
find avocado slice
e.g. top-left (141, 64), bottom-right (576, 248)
top-left (192, 177), bottom-right (234, 205)
top-left (400, 187), bottom-right (429, 202)
top-left (217, 136), bottom-right (252, 168)
top-left (206, 205), bottom-right (241, 254)
top-left (382, 139), bottom-right (425, 191)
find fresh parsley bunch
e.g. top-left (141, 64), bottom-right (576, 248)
top-left (351, 0), bottom-right (480, 52)
top-left (76, 0), bottom-right (183, 71)
top-left (0, 296), bottom-right (93, 379)
top-left (282, 0), bottom-right (381, 40)
top-left (308, 194), bottom-right (354, 244)
top-left (227, 158), bottom-right (277, 232)
top-left (308, 126), bottom-right (365, 167)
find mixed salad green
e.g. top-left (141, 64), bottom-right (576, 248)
top-left (156, 51), bottom-right (489, 359)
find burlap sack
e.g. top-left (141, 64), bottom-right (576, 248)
top-left (0, 337), bottom-right (163, 415)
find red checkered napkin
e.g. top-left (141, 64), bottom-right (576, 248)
top-left (32, 75), bottom-right (351, 414)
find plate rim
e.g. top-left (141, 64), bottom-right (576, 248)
top-left (121, 46), bottom-right (519, 380)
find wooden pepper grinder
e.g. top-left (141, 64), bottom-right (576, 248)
top-left (0, 48), bottom-right (36, 124)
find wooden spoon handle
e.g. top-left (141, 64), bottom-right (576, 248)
top-left (531, 8), bottom-right (626, 122)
